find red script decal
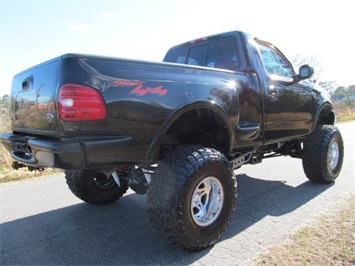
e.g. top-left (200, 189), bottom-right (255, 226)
top-left (113, 79), bottom-right (167, 96)
top-left (130, 85), bottom-right (167, 96)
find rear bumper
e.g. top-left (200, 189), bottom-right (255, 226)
top-left (0, 133), bottom-right (133, 169)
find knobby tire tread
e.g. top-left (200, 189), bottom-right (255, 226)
top-left (302, 125), bottom-right (343, 183)
top-left (147, 147), bottom-right (236, 251)
top-left (65, 170), bottom-right (128, 205)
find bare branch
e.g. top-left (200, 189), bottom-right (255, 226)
top-left (292, 54), bottom-right (322, 84)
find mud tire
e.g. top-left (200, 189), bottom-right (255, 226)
top-left (65, 169), bottom-right (129, 205)
top-left (147, 147), bottom-right (236, 251)
top-left (302, 125), bottom-right (344, 183)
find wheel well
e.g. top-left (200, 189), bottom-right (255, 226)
top-left (160, 108), bottom-right (230, 155)
top-left (316, 105), bottom-right (335, 126)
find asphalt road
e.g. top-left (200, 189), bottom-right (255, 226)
top-left (1, 122), bottom-right (354, 265)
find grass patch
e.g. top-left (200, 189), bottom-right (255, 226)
top-left (253, 194), bottom-right (355, 266)
top-left (0, 165), bottom-right (63, 183)
top-left (333, 101), bottom-right (355, 122)
top-left (337, 108), bottom-right (355, 122)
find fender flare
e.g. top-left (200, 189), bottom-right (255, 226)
top-left (145, 101), bottom-right (235, 160)
top-left (312, 102), bottom-right (335, 131)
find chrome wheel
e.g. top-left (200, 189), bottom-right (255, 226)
top-left (191, 176), bottom-right (224, 226)
top-left (328, 141), bottom-right (340, 170)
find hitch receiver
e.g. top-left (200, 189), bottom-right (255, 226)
top-left (12, 161), bottom-right (44, 172)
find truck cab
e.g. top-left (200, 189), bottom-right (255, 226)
top-left (163, 31), bottom-right (326, 147)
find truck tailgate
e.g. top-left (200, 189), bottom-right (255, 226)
top-left (11, 57), bottom-right (61, 134)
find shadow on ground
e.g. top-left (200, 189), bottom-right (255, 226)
top-left (1, 173), bottom-right (332, 265)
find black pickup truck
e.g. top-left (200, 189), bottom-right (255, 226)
top-left (0, 30), bottom-right (344, 251)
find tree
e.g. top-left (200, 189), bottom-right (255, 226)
top-left (318, 81), bottom-right (339, 95)
top-left (292, 54), bottom-right (322, 84)
top-left (347, 85), bottom-right (355, 95)
top-left (332, 86), bottom-right (347, 101)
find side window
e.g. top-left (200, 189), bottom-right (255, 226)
top-left (257, 43), bottom-right (294, 78)
top-left (207, 36), bottom-right (240, 70)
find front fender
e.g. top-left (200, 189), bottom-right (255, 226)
top-left (313, 102), bottom-right (335, 130)
top-left (309, 82), bottom-right (335, 130)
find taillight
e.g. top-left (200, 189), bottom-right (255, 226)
top-left (58, 84), bottom-right (106, 121)
top-left (190, 37), bottom-right (208, 44)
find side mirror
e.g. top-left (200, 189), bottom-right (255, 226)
top-left (298, 64), bottom-right (314, 80)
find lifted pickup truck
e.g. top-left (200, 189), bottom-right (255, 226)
top-left (0, 30), bottom-right (344, 251)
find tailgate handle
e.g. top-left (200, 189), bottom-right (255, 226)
top-left (22, 77), bottom-right (32, 91)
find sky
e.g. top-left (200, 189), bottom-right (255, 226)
top-left (1, 0), bottom-right (354, 96)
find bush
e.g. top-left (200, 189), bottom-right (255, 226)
top-left (0, 97), bottom-right (12, 167)
top-left (333, 100), bottom-right (355, 122)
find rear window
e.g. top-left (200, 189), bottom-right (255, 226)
top-left (188, 45), bottom-right (208, 66)
top-left (164, 35), bottom-right (241, 71)
top-left (164, 45), bottom-right (188, 65)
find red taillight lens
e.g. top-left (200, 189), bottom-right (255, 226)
top-left (58, 84), bottom-right (106, 121)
